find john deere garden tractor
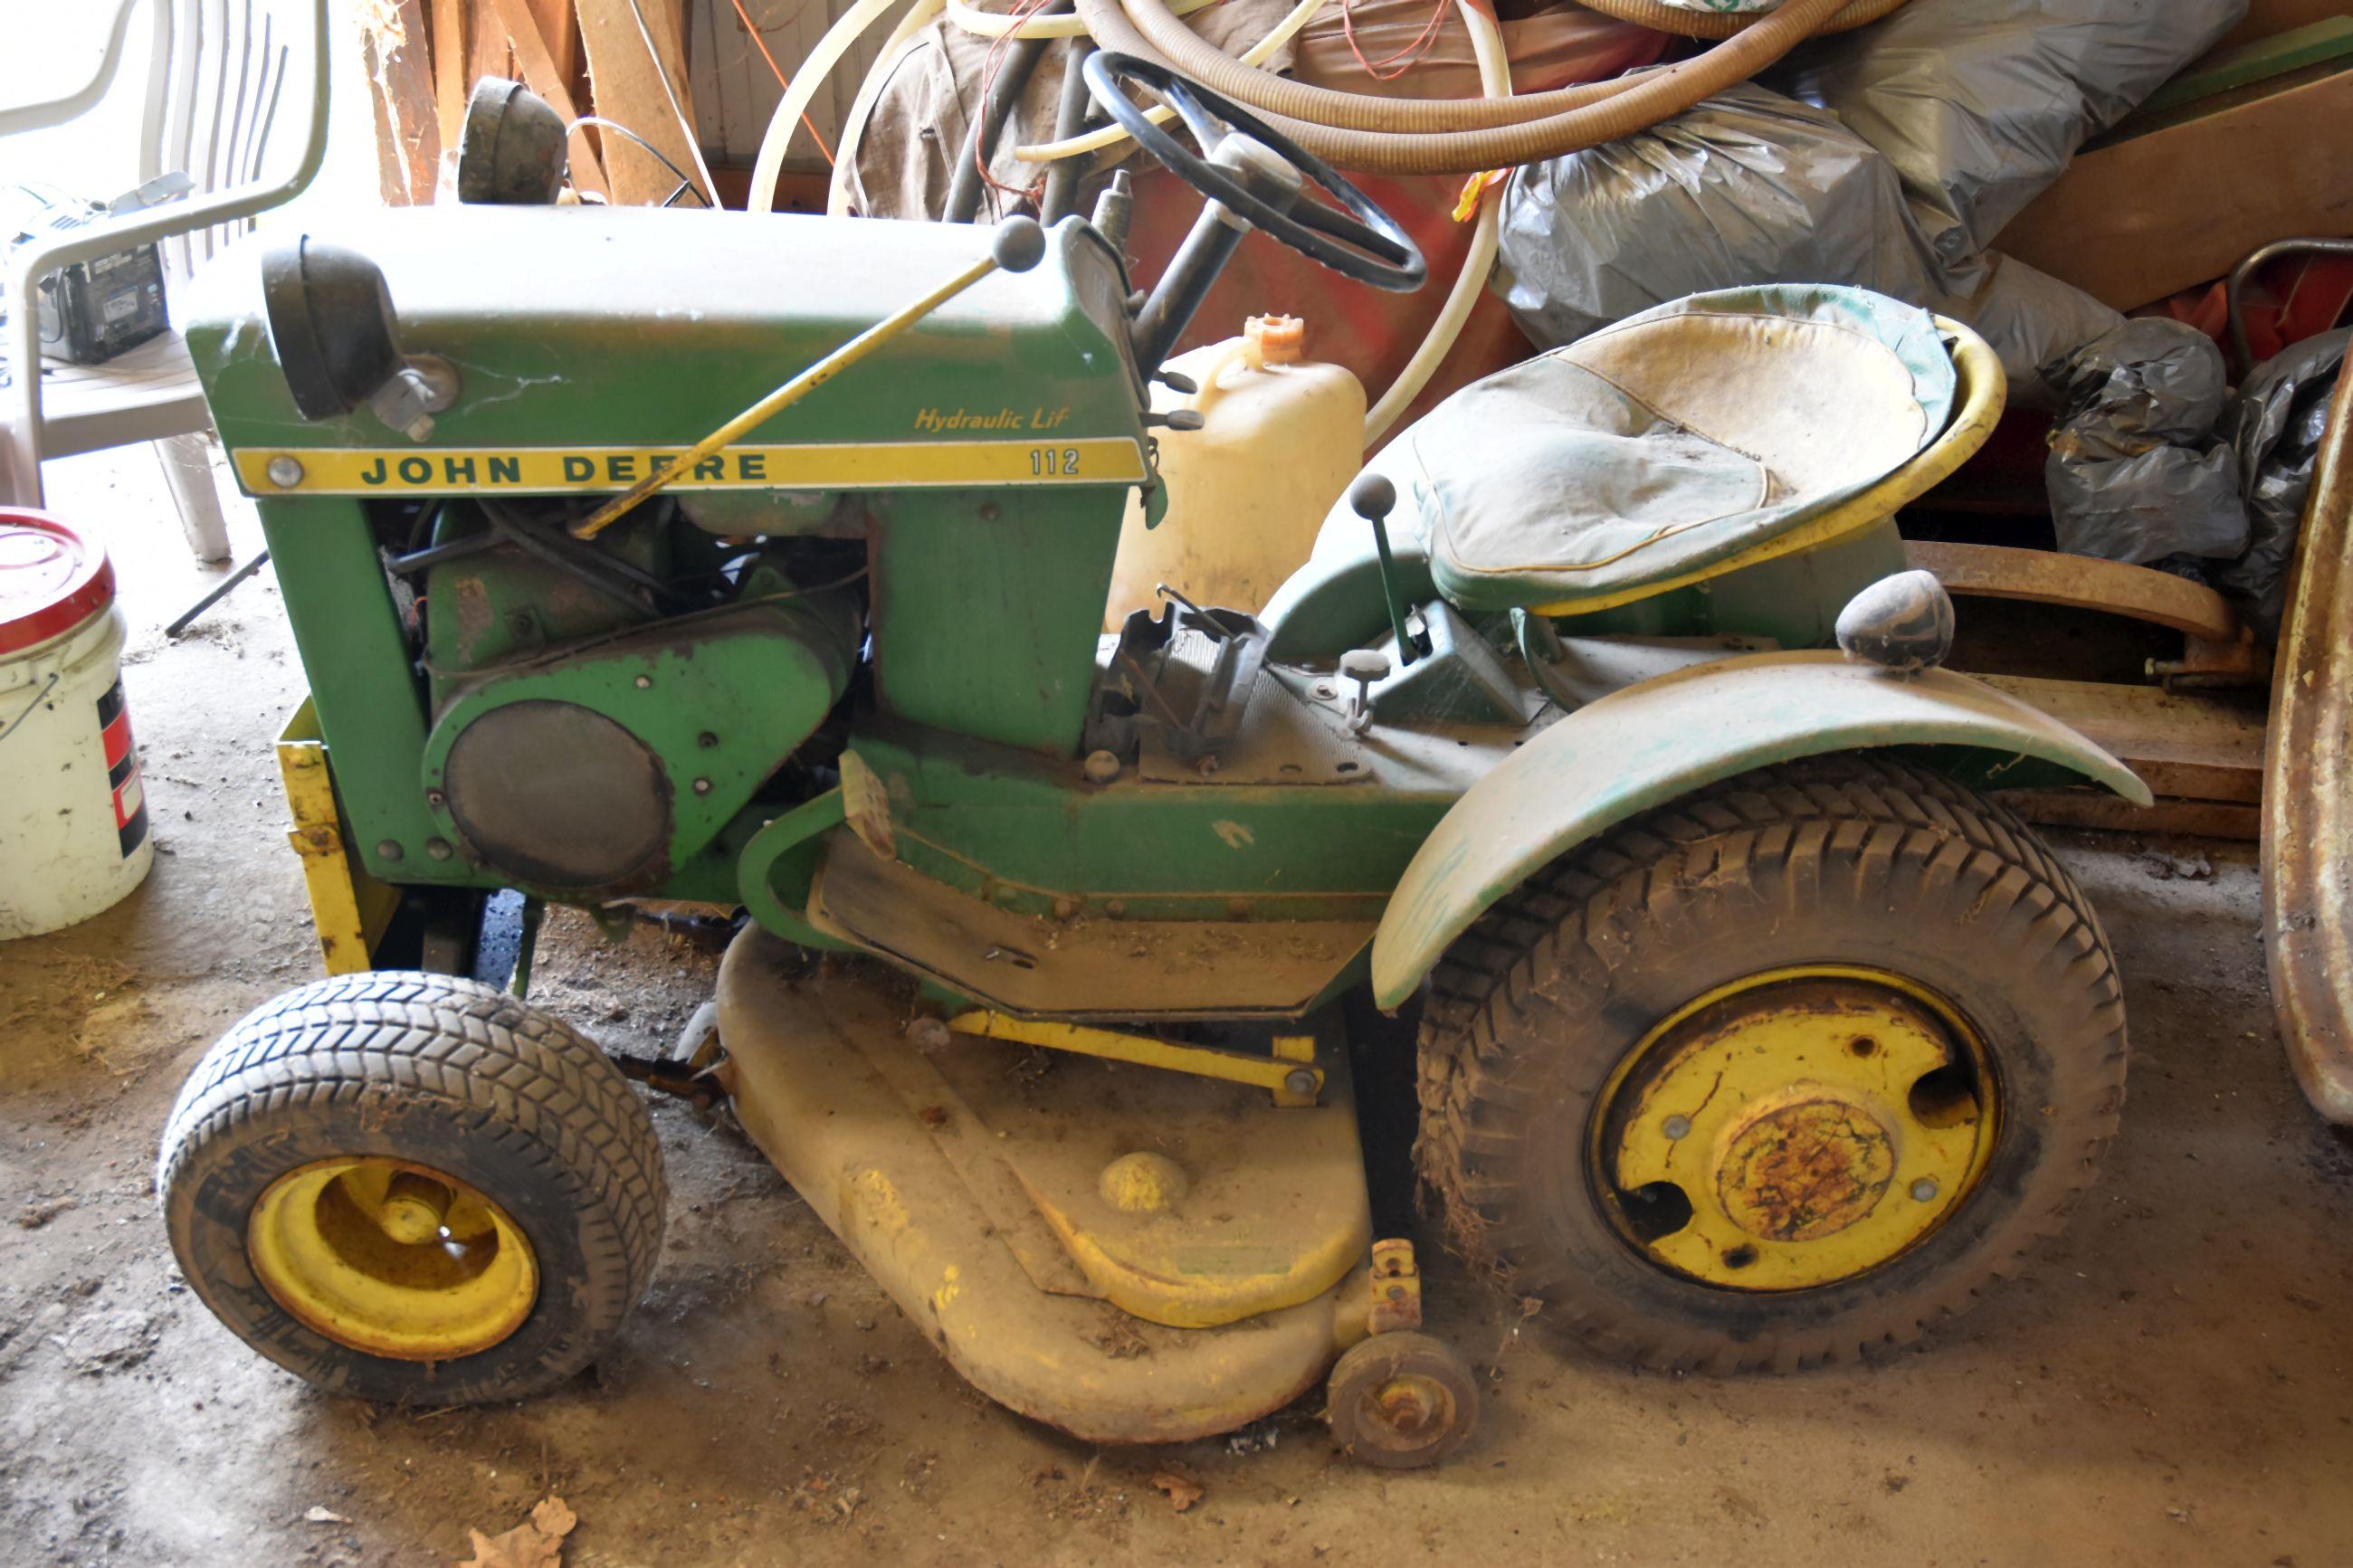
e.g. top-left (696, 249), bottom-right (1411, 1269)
top-left (157, 62), bottom-right (2146, 1468)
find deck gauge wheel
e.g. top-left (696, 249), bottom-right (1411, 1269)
top-left (1326, 1330), bottom-right (1481, 1469)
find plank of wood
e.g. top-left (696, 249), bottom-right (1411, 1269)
top-left (1996, 789), bottom-right (2260, 841)
top-left (577, 0), bottom-right (714, 205)
top-left (467, 0), bottom-right (513, 95)
top-left (1977, 675), bottom-right (2265, 803)
top-left (1908, 540), bottom-right (2243, 642)
top-left (482, 0), bottom-right (611, 197)
top-left (1995, 67), bottom-right (2353, 309)
top-left (2214, 0), bottom-right (2351, 53)
top-left (523, 0), bottom-right (580, 84)
top-left (429, 0), bottom-right (468, 159)
top-left (357, 0), bottom-right (443, 205)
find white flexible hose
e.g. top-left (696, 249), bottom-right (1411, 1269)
top-left (750, 0), bottom-right (911, 211)
top-left (757, 0), bottom-right (1499, 447)
top-left (1009, 0), bottom-right (1334, 164)
top-left (946, 0), bottom-right (1218, 39)
top-left (1363, 0), bottom-right (1507, 442)
top-left (828, 0), bottom-right (950, 214)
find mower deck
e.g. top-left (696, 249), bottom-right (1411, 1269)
top-left (712, 929), bottom-right (1380, 1443)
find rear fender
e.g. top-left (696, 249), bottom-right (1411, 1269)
top-left (1369, 650), bottom-right (2150, 1008)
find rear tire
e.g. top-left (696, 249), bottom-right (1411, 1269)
top-left (1414, 754), bottom-right (2127, 1372)
top-left (158, 971), bottom-right (665, 1403)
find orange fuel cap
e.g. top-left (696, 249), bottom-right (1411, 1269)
top-left (1244, 314), bottom-right (1305, 365)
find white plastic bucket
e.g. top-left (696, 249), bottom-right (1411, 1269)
top-left (0, 511), bottom-right (152, 939)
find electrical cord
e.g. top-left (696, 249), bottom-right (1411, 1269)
top-left (567, 116), bottom-right (714, 207)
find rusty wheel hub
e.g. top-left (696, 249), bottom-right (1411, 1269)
top-left (1595, 968), bottom-right (1999, 1291)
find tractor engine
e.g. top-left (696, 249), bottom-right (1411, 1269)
top-left (182, 204), bottom-right (1153, 908)
top-left (402, 494), bottom-right (862, 898)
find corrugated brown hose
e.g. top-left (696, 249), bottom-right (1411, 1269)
top-left (1072, 0), bottom-right (1910, 173)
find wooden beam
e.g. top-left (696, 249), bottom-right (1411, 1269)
top-left (428, 0), bottom-right (468, 194)
top-left (1908, 539), bottom-right (2243, 643)
top-left (430, 0), bottom-right (468, 178)
top-left (523, 0), bottom-right (580, 84)
top-left (483, 0), bottom-right (611, 197)
top-left (357, 0), bottom-right (442, 205)
top-left (467, 0), bottom-right (514, 96)
top-left (1975, 675), bottom-right (2265, 803)
top-left (1996, 789), bottom-right (2260, 841)
top-left (577, 0), bottom-right (713, 206)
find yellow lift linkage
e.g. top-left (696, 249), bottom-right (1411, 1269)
top-left (944, 1011), bottom-right (1326, 1107)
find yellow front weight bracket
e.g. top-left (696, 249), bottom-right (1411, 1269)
top-left (945, 1011), bottom-right (1326, 1107)
top-left (277, 697), bottom-right (398, 975)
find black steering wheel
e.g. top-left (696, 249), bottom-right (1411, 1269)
top-left (1081, 52), bottom-right (1426, 293)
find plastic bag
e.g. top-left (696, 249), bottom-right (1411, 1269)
top-left (2217, 328), bottom-right (2349, 640)
top-left (1498, 86), bottom-right (1947, 344)
top-left (1494, 84), bottom-right (2123, 408)
top-left (1786, 0), bottom-right (2247, 271)
top-left (2043, 318), bottom-right (2247, 566)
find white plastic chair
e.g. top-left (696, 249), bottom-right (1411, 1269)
top-left (0, 0), bottom-right (329, 559)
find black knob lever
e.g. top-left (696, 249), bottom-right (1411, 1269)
top-left (1348, 471), bottom-right (1415, 665)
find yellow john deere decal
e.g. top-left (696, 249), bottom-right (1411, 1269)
top-left (233, 438), bottom-right (1148, 497)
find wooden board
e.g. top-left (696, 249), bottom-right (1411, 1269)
top-left (2214, 0), bottom-right (2353, 53)
top-left (578, 0), bottom-right (715, 205)
top-left (483, 0), bottom-right (611, 197)
top-left (358, 0), bottom-right (442, 206)
top-left (524, 0), bottom-right (581, 85)
top-left (1995, 789), bottom-right (2259, 841)
top-left (1975, 676), bottom-right (2265, 804)
top-left (1996, 68), bottom-right (2353, 309)
top-left (1908, 540), bottom-right (2243, 642)
top-left (430, 0), bottom-right (468, 160)
top-left (692, 0), bottom-right (884, 176)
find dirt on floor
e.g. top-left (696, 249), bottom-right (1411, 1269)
top-left (4, 453), bottom-right (2351, 1567)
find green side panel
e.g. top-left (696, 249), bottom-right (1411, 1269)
top-left (253, 498), bottom-right (457, 886)
top-left (1367, 650), bottom-right (2154, 1009)
top-left (871, 489), bottom-right (1124, 755)
top-left (848, 725), bottom-right (1487, 920)
top-left (420, 595), bottom-right (858, 898)
top-left (179, 208), bottom-right (1147, 479)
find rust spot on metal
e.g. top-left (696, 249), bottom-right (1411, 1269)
top-left (1715, 1098), bottom-right (1894, 1242)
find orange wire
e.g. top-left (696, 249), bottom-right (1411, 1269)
top-left (1340, 0), bottom-right (1453, 81)
top-left (971, 0), bottom-right (1055, 208)
top-left (729, 0), bottom-right (838, 167)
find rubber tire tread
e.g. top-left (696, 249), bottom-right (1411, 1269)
top-left (157, 970), bottom-right (665, 1404)
top-left (1413, 753), bottom-right (2127, 1373)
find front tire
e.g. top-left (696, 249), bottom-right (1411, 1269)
top-left (1415, 755), bottom-right (2127, 1372)
top-left (158, 972), bottom-right (666, 1403)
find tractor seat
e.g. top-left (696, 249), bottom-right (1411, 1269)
top-left (1405, 286), bottom-right (2001, 618)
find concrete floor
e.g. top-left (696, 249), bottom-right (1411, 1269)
top-left (4, 453), bottom-right (2350, 1567)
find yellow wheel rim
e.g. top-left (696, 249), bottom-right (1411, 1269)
top-left (247, 1158), bottom-right (538, 1361)
top-left (1591, 966), bottom-right (2001, 1292)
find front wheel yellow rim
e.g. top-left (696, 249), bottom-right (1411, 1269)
top-left (1591, 966), bottom-right (2002, 1292)
top-left (247, 1157), bottom-right (538, 1360)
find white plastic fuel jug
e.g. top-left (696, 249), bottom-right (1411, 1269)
top-left (1104, 315), bottom-right (1366, 631)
